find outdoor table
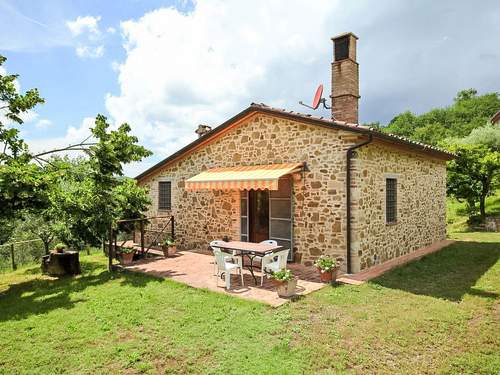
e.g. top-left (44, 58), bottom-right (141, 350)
top-left (216, 241), bottom-right (284, 285)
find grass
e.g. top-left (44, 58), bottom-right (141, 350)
top-left (0, 234), bottom-right (499, 374)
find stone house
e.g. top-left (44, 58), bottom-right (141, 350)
top-left (135, 32), bottom-right (454, 273)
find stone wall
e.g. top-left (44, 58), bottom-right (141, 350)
top-left (350, 142), bottom-right (448, 272)
top-left (138, 113), bottom-right (448, 272)
top-left (139, 113), bottom-right (365, 266)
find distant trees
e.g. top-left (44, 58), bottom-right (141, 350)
top-left (445, 126), bottom-right (500, 221)
top-left (384, 89), bottom-right (500, 145)
top-left (383, 89), bottom-right (500, 223)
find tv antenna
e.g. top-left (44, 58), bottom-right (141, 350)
top-left (299, 84), bottom-right (331, 110)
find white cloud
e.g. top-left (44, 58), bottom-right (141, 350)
top-left (76, 45), bottom-right (104, 59)
top-left (26, 117), bottom-right (95, 158)
top-left (35, 119), bottom-right (52, 129)
top-left (66, 16), bottom-right (101, 37)
top-left (107, 26), bottom-right (116, 34)
top-left (106, 0), bottom-right (339, 170)
top-left (66, 15), bottom-right (105, 59)
top-left (104, 0), bottom-right (500, 177)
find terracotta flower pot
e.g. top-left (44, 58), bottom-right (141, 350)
top-left (120, 252), bottom-right (134, 265)
top-left (162, 245), bottom-right (177, 258)
top-left (276, 278), bottom-right (298, 298)
top-left (318, 267), bottom-right (339, 283)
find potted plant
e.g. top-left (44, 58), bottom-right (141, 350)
top-left (160, 236), bottom-right (176, 257)
top-left (53, 243), bottom-right (66, 254)
top-left (270, 269), bottom-right (297, 298)
top-left (314, 255), bottom-right (341, 282)
top-left (119, 247), bottom-right (135, 265)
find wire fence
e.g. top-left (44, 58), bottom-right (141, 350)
top-left (0, 239), bottom-right (46, 272)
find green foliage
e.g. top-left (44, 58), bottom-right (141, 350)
top-left (384, 89), bottom-right (500, 145)
top-left (15, 211), bottom-right (57, 254)
top-left (313, 255), bottom-right (338, 272)
top-left (54, 243), bottom-right (66, 251)
top-left (0, 218), bottom-right (16, 245)
top-left (0, 56), bottom-right (49, 219)
top-left (0, 55), bottom-right (44, 162)
top-left (444, 126), bottom-right (500, 220)
top-left (47, 157), bottom-right (151, 248)
top-left (118, 246), bottom-right (135, 254)
top-left (160, 235), bottom-right (175, 247)
top-left (459, 123), bottom-right (500, 149)
top-left (270, 268), bottom-right (294, 282)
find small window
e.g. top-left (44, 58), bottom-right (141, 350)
top-left (386, 178), bottom-right (397, 223)
top-left (158, 181), bottom-right (171, 210)
top-left (334, 36), bottom-right (349, 61)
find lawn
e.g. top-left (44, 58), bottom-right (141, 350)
top-left (0, 237), bottom-right (499, 374)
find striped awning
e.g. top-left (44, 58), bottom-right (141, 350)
top-left (185, 163), bottom-right (303, 191)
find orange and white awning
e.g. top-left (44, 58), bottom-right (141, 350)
top-left (185, 163), bottom-right (303, 191)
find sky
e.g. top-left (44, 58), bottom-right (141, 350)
top-left (1, 0), bottom-right (499, 176)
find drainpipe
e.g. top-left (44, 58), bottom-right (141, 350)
top-left (345, 134), bottom-right (373, 274)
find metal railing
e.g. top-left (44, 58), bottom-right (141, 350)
top-left (108, 215), bottom-right (175, 271)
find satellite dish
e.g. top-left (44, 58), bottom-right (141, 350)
top-left (299, 84), bottom-right (331, 110)
top-left (312, 84), bottom-right (323, 109)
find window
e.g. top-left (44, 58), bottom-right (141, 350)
top-left (158, 181), bottom-right (171, 210)
top-left (334, 36), bottom-right (349, 61)
top-left (386, 178), bottom-right (397, 223)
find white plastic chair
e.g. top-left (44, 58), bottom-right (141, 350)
top-left (260, 249), bottom-right (290, 286)
top-left (253, 240), bottom-right (278, 262)
top-left (213, 248), bottom-right (244, 289)
top-left (210, 240), bottom-right (242, 275)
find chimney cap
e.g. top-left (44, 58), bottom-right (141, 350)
top-left (331, 32), bottom-right (358, 41)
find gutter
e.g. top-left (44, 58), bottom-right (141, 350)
top-left (345, 134), bottom-right (373, 274)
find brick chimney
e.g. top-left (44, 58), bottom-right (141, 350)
top-left (195, 124), bottom-right (212, 138)
top-left (331, 32), bottom-right (359, 123)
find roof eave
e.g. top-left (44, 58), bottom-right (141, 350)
top-left (135, 104), bottom-right (454, 181)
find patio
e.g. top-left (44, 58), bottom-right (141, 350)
top-left (124, 250), bottom-right (327, 306)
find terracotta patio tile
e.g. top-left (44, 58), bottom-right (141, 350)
top-left (124, 250), bottom-right (327, 307)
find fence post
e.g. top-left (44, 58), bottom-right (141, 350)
top-left (10, 244), bottom-right (16, 271)
top-left (140, 220), bottom-right (145, 253)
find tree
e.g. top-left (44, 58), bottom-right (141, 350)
top-left (384, 89), bottom-right (500, 145)
top-left (16, 212), bottom-right (57, 254)
top-left (85, 114), bottom-right (152, 242)
top-left (0, 55), bottom-right (50, 219)
top-left (45, 118), bottom-right (152, 249)
top-left (445, 125), bottom-right (500, 221)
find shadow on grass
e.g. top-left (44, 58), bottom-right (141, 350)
top-left (0, 260), bottom-right (162, 323)
top-left (372, 241), bottom-right (500, 302)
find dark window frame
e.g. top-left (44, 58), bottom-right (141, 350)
top-left (385, 178), bottom-right (397, 224)
top-left (158, 181), bottom-right (172, 210)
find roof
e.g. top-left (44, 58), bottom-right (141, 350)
top-left (136, 103), bottom-right (455, 181)
top-left (491, 110), bottom-right (500, 124)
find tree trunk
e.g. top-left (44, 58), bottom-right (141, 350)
top-left (43, 241), bottom-right (50, 255)
top-left (479, 195), bottom-right (486, 223)
top-left (480, 176), bottom-right (490, 223)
